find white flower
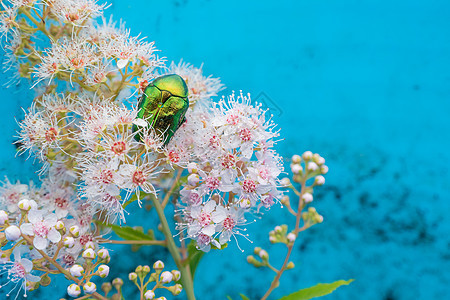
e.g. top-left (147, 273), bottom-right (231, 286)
top-left (5, 225), bottom-right (21, 241)
top-left (165, 60), bottom-right (224, 104)
top-left (0, 246), bottom-right (40, 298)
top-left (20, 209), bottom-right (61, 250)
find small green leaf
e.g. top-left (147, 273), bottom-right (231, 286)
top-left (110, 224), bottom-right (154, 241)
top-left (186, 240), bottom-right (205, 279)
top-left (240, 294), bottom-right (250, 300)
top-left (278, 279), bottom-right (354, 300)
top-left (226, 296), bottom-right (233, 300)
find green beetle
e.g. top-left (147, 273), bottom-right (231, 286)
top-left (133, 74), bottom-right (189, 145)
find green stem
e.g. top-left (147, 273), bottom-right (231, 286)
top-left (151, 197), bottom-right (196, 300)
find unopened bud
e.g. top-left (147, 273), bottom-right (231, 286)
top-left (69, 264), bottom-right (84, 277)
top-left (112, 278), bottom-right (123, 289)
top-left (5, 225), bottom-right (21, 241)
top-left (0, 210), bottom-right (8, 225)
top-left (55, 221), bottom-right (65, 231)
top-left (40, 273), bottom-right (51, 286)
top-left (67, 284), bottom-right (81, 297)
top-left (291, 154), bottom-right (301, 164)
top-left (274, 226), bottom-right (282, 233)
top-left (291, 164), bottom-right (303, 174)
top-left (302, 151), bottom-right (313, 160)
top-left (83, 282), bottom-right (97, 294)
top-left (307, 162), bottom-right (318, 172)
top-left (82, 248), bottom-right (96, 260)
top-left (302, 193), bottom-right (313, 203)
top-left (63, 236), bottom-right (75, 248)
top-left (84, 241), bottom-right (95, 250)
top-left (321, 165), bottom-right (329, 174)
top-left (18, 199), bottom-right (31, 211)
top-left (187, 174), bottom-right (200, 186)
top-left (160, 271), bottom-right (173, 283)
top-left (153, 260), bottom-right (164, 271)
top-left (128, 272), bottom-right (137, 281)
top-left (287, 262), bottom-right (295, 269)
top-left (101, 282), bottom-right (112, 294)
top-left (280, 195), bottom-right (290, 206)
top-left (314, 175), bottom-right (325, 185)
top-left (142, 265), bottom-right (150, 275)
top-left (98, 264), bottom-right (110, 278)
top-left (169, 284), bottom-right (183, 295)
top-left (253, 247), bottom-right (261, 255)
top-left (187, 162), bottom-right (198, 174)
top-left (280, 177), bottom-right (291, 186)
top-left (98, 248), bottom-right (110, 261)
top-left (313, 154), bottom-right (325, 165)
top-left (172, 270), bottom-right (181, 281)
top-left (144, 290), bottom-right (155, 300)
top-left (287, 233), bottom-right (296, 243)
top-left (259, 250), bottom-right (269, 260)
top-left (69, 226), bottom-right (80, 237)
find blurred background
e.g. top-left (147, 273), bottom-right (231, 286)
top-left (1, 0), bottom-right (449, 299)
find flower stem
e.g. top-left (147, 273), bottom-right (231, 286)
top-left (21, 234), bottom-right (108, 300)
top-left (151, 197), bottom-right (196, 300)
top-left (261, 177), bottom-right (307, 300)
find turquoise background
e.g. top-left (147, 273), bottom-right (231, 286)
top-left (1, 0), bottom-right (449, 299)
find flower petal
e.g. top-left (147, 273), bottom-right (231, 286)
top-left (47, 227), bottom-right (61, 243)
top-left (20, 223), bottom-right (34, 236)
top-left (20, 258), bottom-right (33, 272)
top-left (33, 236), bottom-right (48, 250)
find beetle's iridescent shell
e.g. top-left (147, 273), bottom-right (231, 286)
top-left (133, 74), bottom-right (189, 145)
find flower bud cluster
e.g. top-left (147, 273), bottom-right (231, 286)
top-left (127, 260), bottom-right (182, 298)
top-left (67, 247), bottom-right (111, 297)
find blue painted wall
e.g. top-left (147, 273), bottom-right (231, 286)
top-left (1, 0), bottom-right (449, 299)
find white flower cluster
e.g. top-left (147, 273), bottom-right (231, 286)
top-left (172, 91), bottom-right (284, 251)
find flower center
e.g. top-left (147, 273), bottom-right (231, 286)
top-left (226, 114), bottom-right (239, 125)
top-left (168, 151), bottom-right (180, 163)
top-left (209, 135), bottom-right (220, 149)
top-left (189, 192), bottom-right (201, 206)
top-left (259, 168), bottom-right (269, 180)
top-left (221, 153), bottom-right (236, 169)
top-left (239, 128), bottom-right (252, 142)
top-left (79, 234), bottom-right (93, 246)
top-left (205, 177), bottom-right (220, 190)
top-left (242, 179), bottom-right (257, 193)
top-left (111, 141), bottom-right (127, 155)
top-left (45, 127), bottom-right (58, 142)
top-left (100, 169), bottom-right (114, 184)
top-left (55, 197), bottom-right (68, 209)
top-left (198, 212), bottom-right (211, 227)
top-left (132, 170), bottom-right (146, 186)
top-left (11, 262), bottom-right (26, 279)
top-left (197, 233), bottom-right (211, 246)
top-left (33, 221), bottom-right (49, 237)
top-left (223, 217), bottom-right (236, 231)
top-left (63, 254), bottom-right (75, 267)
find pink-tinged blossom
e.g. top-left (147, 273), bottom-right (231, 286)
top-left (20, 209), bottom-right (61, 250)
top-left (0, 246), bottom-right (40, 298)
top-left (165, 60), bottom-right (224, 104)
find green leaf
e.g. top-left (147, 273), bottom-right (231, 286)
top-left (278, 279), bottom-right (354, 300)
top-left (240, 294), bottom-right (250, 300)
top-left (226, 296), bottom-right (233, 300)
top-left (186, 240), bottom-right (205, 279)
top-left (109, 224), bottom-right (154, 241)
